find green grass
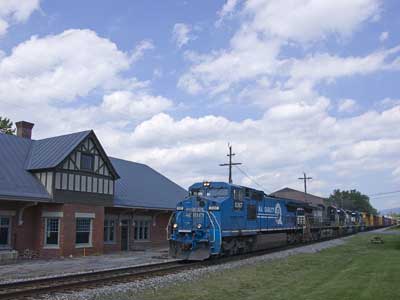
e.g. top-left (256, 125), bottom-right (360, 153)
top-left (100, 233), bottom-right (400, 300)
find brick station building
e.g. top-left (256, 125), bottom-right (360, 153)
top-left (0, 121), bottom-right (186, 259)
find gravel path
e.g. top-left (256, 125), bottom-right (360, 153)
top-left (47, 237), bottom-right (348, 300)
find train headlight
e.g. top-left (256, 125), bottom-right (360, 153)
top-left (176, 206), bottom-right (184, 211)
top-left (173, 223), bottom-right (178, 229)
top-left (197, 224), bottom-right (202, 229)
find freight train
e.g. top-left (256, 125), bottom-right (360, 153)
top-left (168, 181), bottom-right (396, 260)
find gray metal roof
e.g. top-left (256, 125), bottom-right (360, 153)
top-left (111, 157), bottom-right (187, 210)
top-left (0, 132), bottom-right (186, 209)
top-left (26, 130), bottom-right (91, 171)
top-left (270, 187), bottom-right (327, 207)
top-left (0, 133), bottom-right (51, 201)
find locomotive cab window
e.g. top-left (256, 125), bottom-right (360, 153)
top-left (206, 188), bottom-right (229, 198)
top-left (233, 189), bottom-right (244, 211)
top-left (190, 189), bottom-right (203, 196)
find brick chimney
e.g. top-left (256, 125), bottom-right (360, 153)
top-left (16, 121), bottom-right (34, 139)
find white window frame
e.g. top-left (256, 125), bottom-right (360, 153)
top-left (133, 217), bottom-right (152, 241)
top-left (0, 216), bottom-right (11, 249)
top-left (75, 217), bottom-right (93, 248)
top-left (44, 217), bottom-right (60, 249)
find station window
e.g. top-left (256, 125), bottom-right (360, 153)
top-left (0, 217), bottom-right (10, 247)
top-left (104, 219), bottom-right (115, 243)
top-left (45, 218), bottom-right (60, 247)
top-left (134, 220), bottom-right (150, 241)
top-left (81, 153), bottom-right (94, 171)
top-left (76, 218), bottom-right (92, 246)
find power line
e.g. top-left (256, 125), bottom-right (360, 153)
top-left (235, 165), bottom-right (271, 194)
top-left (368, 190), bottom-right (400, 197)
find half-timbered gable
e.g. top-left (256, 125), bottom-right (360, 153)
top-left (25, 130), bottom-right (119, 206)
top-left (53, 134), bottom-right (117, 205)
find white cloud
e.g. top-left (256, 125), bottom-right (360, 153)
top-left (101, 91), bottom-right (173, 118)
top-left (178, 31), bottom-right (281, 94)
top-left (0, 0), bottom-right (40, 36)
top-left (0, 29), bottom-right (175, 138)
top-left (216, 0), bottom-right (240, 26)
top-left (130, 39), bottom-right (154, 62)
top-left (287, 47), bottom-right (400, 86)
top-left (0, 29), bottom-right (131, 104)
top-left (172, 23), bottom-right (195, 48)
top-left (379, 31), bottom-right (389, 42)
top-left (338, 99), bottom-right (357, 113)
top-left (120, 102), bottom-right (400, 195)
top-left (380, 98), bottom-right (400, 108)
top-left (179, 0), bottom-right (389, 96)
top-left (244, 0), bottom-right (381, 43)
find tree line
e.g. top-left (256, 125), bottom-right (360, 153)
top-left (327, 189), bottom-right (377, 215)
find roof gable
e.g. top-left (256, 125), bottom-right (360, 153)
top-left (25, 130), bottom-right (119, 179)
top-left (26, 130), bottom-right (91, 171)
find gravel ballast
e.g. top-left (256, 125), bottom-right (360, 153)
top-left (47, 237), bottom-right (349, 300)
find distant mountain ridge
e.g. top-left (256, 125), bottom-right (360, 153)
top-left (380, 207), bottom-right (400, 215)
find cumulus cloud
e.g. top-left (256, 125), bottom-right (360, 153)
top-left (101, 91), bottom-right (173, 118)
top-left (173, 0), bottom-right (400, 207)
top-left (120, 102), bottom-right (400, 194)
top-left (0, 29), bottom-right (175, 139)
top-left (244, 0), bottom-right (381, 43)
top-left (0, 29), bottom-right (131, 104)
top-left (0, 0), bottom-right (40, 36)
top-left (338, 99), bottom-right (357, 113)
top-left (178, 0), bottom-right (390, 96)
top-left (172, 23), bottom-right (195, 48)
top-left (287, 46), bottom-right (400, 86)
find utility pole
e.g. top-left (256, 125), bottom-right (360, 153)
top-left (298, 172), bottom-right (312, 202)
top-left (219, 144), bottom-right (242, 184)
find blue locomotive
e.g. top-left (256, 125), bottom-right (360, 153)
top-left (168, 181), bottom-right (312, 260)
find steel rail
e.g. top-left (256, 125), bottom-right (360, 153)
top-left (0, 260), bottom-right (197, 300)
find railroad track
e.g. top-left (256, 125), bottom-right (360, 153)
top-left (0, 260), bottom-right (199, 300)
top-left (0, 229), bottom-right (382, 299)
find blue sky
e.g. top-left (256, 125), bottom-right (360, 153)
top-left (1, 0), bottom-right (400, 210)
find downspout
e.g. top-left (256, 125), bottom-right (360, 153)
top-left (18, 202), bottom-right (38, 226)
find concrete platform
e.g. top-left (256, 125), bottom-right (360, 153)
top-left (0, 247), bottom-right (176, 283)
top-left (0, 250), bottom-right (18, 264)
